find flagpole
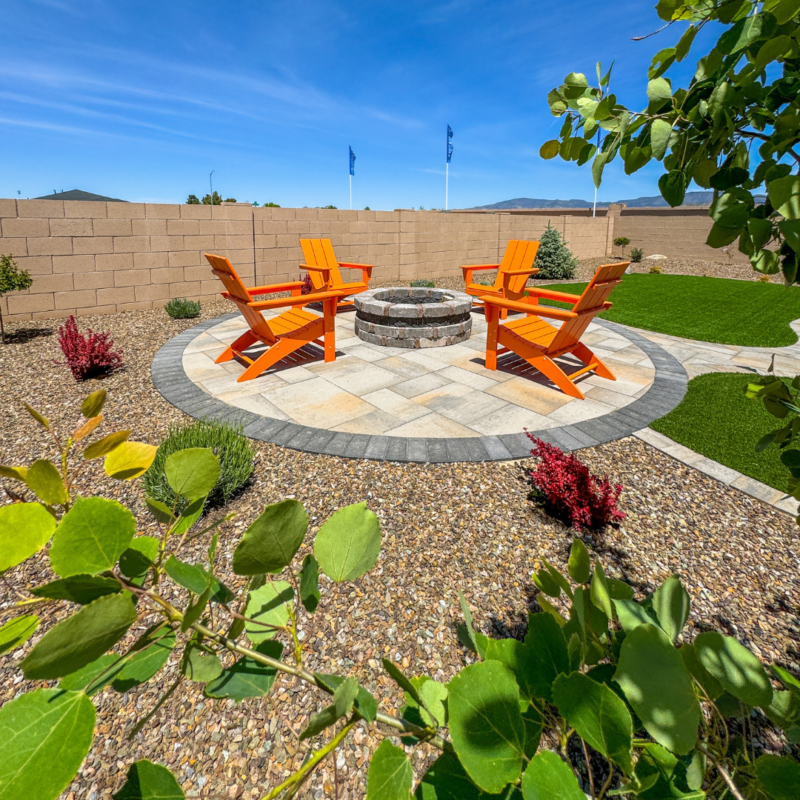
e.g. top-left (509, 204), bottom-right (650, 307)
top-left (445, 163), bottom-right (449, 211)
top-left (350, 175), bottom-right (352, 210)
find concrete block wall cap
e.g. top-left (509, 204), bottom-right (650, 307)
top-left (423, 303), bottom-right (455, 318)
top-left (444, 299), bottom-right (472, 314)
top-left (358, 300), bottom-right (391, 316)
top-left (390, 304), bottom-right (424, 319)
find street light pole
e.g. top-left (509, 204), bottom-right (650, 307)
top-left (209, 169), bottom-right (216, 205)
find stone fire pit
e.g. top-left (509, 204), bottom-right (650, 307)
top-left (353, 287), bottom-right (472, 348)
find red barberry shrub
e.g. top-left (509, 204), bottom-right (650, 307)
top-left (57, 315), bottom-right (123, 380)
top-left (526, 431), bottom-right (624, 530)
top-left (299, 272), bottom-right (313, 295)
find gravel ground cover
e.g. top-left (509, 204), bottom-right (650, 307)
top-left (461, 254), bottom-right (779, 290)
top-left (573, 255), bottom-right (777, 283)
top-left (1, 279), bottom-right (799, 800)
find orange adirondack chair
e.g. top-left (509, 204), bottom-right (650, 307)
top-left (205, 253), bottom-right (351, 382)
top-left (461, 240), bottom-right (541, 315)
top-left (482, 262), bottom-right (629, 399)
top-left (300, 238), bottom-right (373, 309)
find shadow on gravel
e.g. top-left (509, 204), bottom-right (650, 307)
top-left (2, 326), bottom-right (54, 344)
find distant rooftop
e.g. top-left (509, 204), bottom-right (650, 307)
top-left (34, 189), bottom-right (126, 202)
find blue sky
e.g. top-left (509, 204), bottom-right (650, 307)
top-left (0, 1), bottom-right (720, 209)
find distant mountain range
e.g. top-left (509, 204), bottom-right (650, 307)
top-left (472, 191), bottom-right (718, 210)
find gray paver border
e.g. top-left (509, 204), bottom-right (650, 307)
top-left (151, 313), bottom-right (688, 463)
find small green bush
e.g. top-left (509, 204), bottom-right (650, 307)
top-left (143, 419), bottom-right (255, 510)
top-left (0, 254), bottom-right (34, 343)
top-left (649, 264), bottom-right (663, 274)
top-left (630, 247), bottom-right (644, 262)
top-left (534, 222), bottom-right (577, 280)
top-left (613, 236), bottom-right (630, 257)
top-left (165, 298), bottom-right (201, 319)
top-left (758, 273), bottom-right (772, 283)
top-left (410, 279), bottom-right (435, 288)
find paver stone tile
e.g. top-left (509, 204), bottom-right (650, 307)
top-left (385, 412), bottom-right (481, 438)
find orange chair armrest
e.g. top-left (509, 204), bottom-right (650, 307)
top-left (249, 281), bottom-right (305, 295)
top-left (338, 261), bottom-right (374, 270)
top-left (338, 263), bottom-right (373, 282)
top-left (526, 287), bottom-right (579, 304)
top-left (460, 263), bottom-right (500, 275)
top-left (481, 295), bottom-right (577, 319)
top-left (503, 268), bottom-right (540, 278)
top-left (299, 263), bottom-right (331, 274)
top-left (248, 289), bottom-right (350, 310)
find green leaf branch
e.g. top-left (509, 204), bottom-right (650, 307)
top-left (543, 0), bottom-right (800, 285)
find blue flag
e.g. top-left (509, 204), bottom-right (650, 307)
top-left (447, 125), bottom-right (453, 163)
top-left (349, 146), bottom-right (356, 176)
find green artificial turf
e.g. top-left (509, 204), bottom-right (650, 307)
top-left (537, 273), bottom-right (800, 347)
top-left (650, 373), bottom-right (790, 492)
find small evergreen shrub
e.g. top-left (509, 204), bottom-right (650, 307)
top-left (649, 264), bottom-right (663, 274)
top-left (534, 222), bottom-right (577, 279)
top-left (613, 236), bottom-right (631, 257)
top-left (143, 419), bottom-right (255, 510)
top-left (758, 273), bottom-right (772, 283)
top-left (165, 298), bottom-right (201, 319)
top-left (526, 432), bottom-right (624, 529)
top-left (630, 246), bottom-right (644, 262)
top-left (57, 315), bottom-right (123, 380)
top-left (410, 279), bottom-right (435, 287)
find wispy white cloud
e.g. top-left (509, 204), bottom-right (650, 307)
top-left (0, 91), bottom-right (238, 144)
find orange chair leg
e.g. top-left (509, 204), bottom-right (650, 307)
top-left (485, 305), bottom-right (499, 371)
top-left (323, 297), bottom-right (336, 362)
top-left (237, 336), bottom-right (303, 382)
top-left (502, 330), bottom-right (585, 399)
top-left (572, 342), bottom-right (616, 381)
top-left (526, 353), bottom-right (586, 399)
top-left (216, 330), bottom-right (258, 363)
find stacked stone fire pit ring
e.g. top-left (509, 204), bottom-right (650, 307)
top-left (353, 287), bottom-right (472, 348)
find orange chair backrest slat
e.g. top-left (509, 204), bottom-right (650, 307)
top-left (490, 240), bottom-right (519, 292)
top-left (205, 253), bottom-right (271, 338)
top-left (549, 262), bottom-right (627, 353)
top-left (503, 240), bottom-right (540, 300)
top-left (300, 238), bottom-right (343, 290)
top-left (319, 239), bottom-right (344, 286)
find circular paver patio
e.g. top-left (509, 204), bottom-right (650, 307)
top-left (152, 306), bottom-right (688, 462)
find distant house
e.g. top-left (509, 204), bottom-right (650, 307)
top-left (35, 189), bottom-right (126, 202)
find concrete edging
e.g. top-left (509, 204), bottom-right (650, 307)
top-left (151, 313), bottom-right (688, 463)
top-left (634, 427), bottom-right (798, 517)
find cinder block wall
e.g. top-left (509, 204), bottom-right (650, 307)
top-left (0, 198), bottom-right (709, 322)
